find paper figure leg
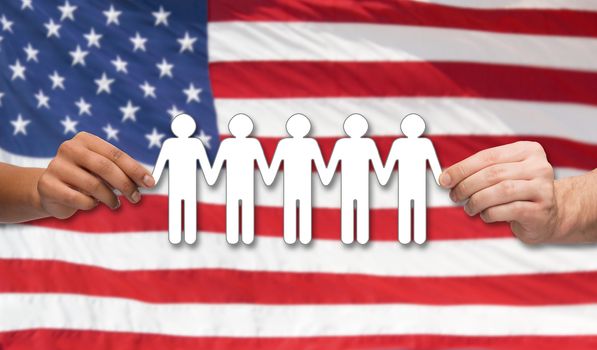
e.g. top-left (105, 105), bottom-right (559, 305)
top-left (399, 197), bottom-right (412, 244)
top-left (341, 198), bottom-right (355, 244)
top-left (168, 196), bottom-right (182, 244)
top-left (226, 199), bottom-right (240, 244)
top-left (356, 199), bottom-right (369, 244)
top-left (241, 199), bottom-right (255, 244)
top-left (414, 199), bottom-right (427, 244)
top-left (299, 198), bottom-right (312, 244)
top-left (284, 198), bottom-right (297, 244)
top-left (184, 199), bottom-right (197, 244)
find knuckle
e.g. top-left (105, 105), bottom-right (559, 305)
top-left (487, 165), bottom-right (503, 183)
top-left (481, 148), bottom-right (498, 164)
top-left (466, 195), bottom-right (478, 213)
top-left (87, 178), bottom-right (103, 193)
top-left (75, 131), bottom-right (91, 140)
top-left (119, 179), bottom-right (136, 195)
top-left (480, 209), bottom-right (492, 223)
top-left (524, 141), bottom-right (546, 157)
top-left (97, 157), bottom-right (113, 173)
top-left (57, 140), bottom-right (75, 156)
top-left (110, 148), bottom-right (124, 162)
top-left (499, 181), bottom-right (516, 197)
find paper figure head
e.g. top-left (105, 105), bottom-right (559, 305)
top-left (343, 113), bottom-right (368, 138)
top-left (286, 113), bottom-right (311, 138)
top-left (228, 113), bottom-right (254, 138)
top-left (171, 113), bottom-right (196, 138)
top-left (401, 113), bottom-right (426, 138)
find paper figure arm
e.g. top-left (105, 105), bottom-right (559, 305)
top-left (322, 143), bottom-right (341, 186)
top-left (206, 142), bottom-right (226, 186)
top-left (196, 140), bottom-right (213, 184)
top-left (265, 141), bottom-right (283, 186)
top-left (369, 139), bottom-right (389, 186)
top-left (151, 142), bottom-right (169, 184)
top-left (254, 139), bottom-right (271, 184)
top-left (312, 140), bottom-right (328, 185)
top-left (426, 139), bottom-right (442, 186)
top-left (380, 141), bottom-right (399, 186)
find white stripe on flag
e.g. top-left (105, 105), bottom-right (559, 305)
top-left (410, 0), bottom-right (597, 11)
top-left (208, 22), bottom-right (597, 72)
top-left (215, 97), bottom-right (597, 144)
top-left (2, 225), bottom-right (597, 276)
top-left (2, 293), bottom-right (597, 336)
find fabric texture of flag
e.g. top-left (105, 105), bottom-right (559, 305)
top-left (1, 0), bottom-right (597, 349)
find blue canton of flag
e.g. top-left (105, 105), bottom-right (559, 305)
top-left (0, 0), bottom-right (219, 164)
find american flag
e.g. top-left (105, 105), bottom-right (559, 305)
top-left (2, 0), bottom-right (597, 348)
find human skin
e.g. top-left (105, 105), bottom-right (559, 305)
top-left (0, 132), bottom-right (155, 223)
top-left (440, 141), bottom-right (597, 244)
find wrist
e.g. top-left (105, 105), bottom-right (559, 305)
top-left (28, 168), bottom-right (49, 218)
top-left (552, 173), bottom-right (597, 243)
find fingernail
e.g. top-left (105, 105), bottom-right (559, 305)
top-left (131, 191), bottom-right (141, 203)
top-left (113, 198), bottom-right (121, 210)
top-left (143, 174), bottom-right (155, 188)
top-left (440, 173), bottom-right (451, 187)
top-left (464, 205), bottom-right (473, 216)
top-left (449, 191), bottom-right (457, 202)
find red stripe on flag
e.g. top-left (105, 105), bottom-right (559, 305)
top-left (208, 0), bottom-right (597, 38)
top-left (1, 329), bottom-right (597, 350)
top-left (3, 259), bottom-right (597, 305)
top-left (30, 197), bottom-right (511, 240)
top-left (209, 61), bottom-right (597, 107)
top-left (258, 135), bottom-right (597, 172)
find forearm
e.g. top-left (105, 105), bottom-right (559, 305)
top-left (551, 169), bottom-right (597, 243)
top-left (0, 163), bottom-right (48, 223)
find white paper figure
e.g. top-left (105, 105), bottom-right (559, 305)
top-left (207, 114), bottom-right (269, 244)
top-left (323, 114), bottom-right (387, 244)
top-left (382, 113), bottom-right (442, 244)
top-left (265, 114), bottom-right (327, 244)
top-left (152, 114), bottom-right (212, 244)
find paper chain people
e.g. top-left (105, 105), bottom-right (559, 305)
top-left (152, 113), bottom-right (442, 245)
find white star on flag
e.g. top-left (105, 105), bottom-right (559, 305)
top-left (34, 90), bottom-right (50, 109)
top-left (49, 71), bottom-right (65, 90)
top-left (111, 56), bottom-right (128, 74)
top-left (9, 59), bottom-right (26, 81)
top-left (177, 32), bottom-right (197, 53)
top-left (21, 0), bottom-right (33, 10)
top-left (84, 28), bottom-right (102, 48)
top-left (44, 18), bottom-right (61, 38)
top-left (145, 128), bottom-right (165, 149)
top-left (197, 129), bottom-right (212, 148)
top-left (69, 45), bottom-right (89, 66)
top-left (102, 124), bottom-right (119, 141)
top-left (11, 114), bottom-right (31, 135)
top-left (156, 58), bottom-right (174, 78)
top-left (94, 72), bottom-right (115, 94)
top-left (167, 105), bottom-right (184, 119)
top-left (140, 81), bottom-right (156, 98)
top-left (183, 83), bottom-right (201, 103)
top-left (60, 116), bottom-right (78, 135)
top-left (103, 5), bottom-right (121, 26)
top-left (75, 97), bottom-right (92, 116)
top-left (23, 43), bottom-right (39, 62)
top-left (1, 15), bottom-right (14, 33)
top-left (0, 91), bottom-right (4, 106)
top-left (58, 1), bottom-right (77, 21)
top-left (120, 100), bottom-right (140, 122)
top-left (130, 32), bottom-right (147, 52)
top-left (152, 6), bottom-right (170, 27)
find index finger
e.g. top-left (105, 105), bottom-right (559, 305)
top-left (439, 142), bottom-right (529, 189)
top-left (75, 132), bottom-right (155, 188)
